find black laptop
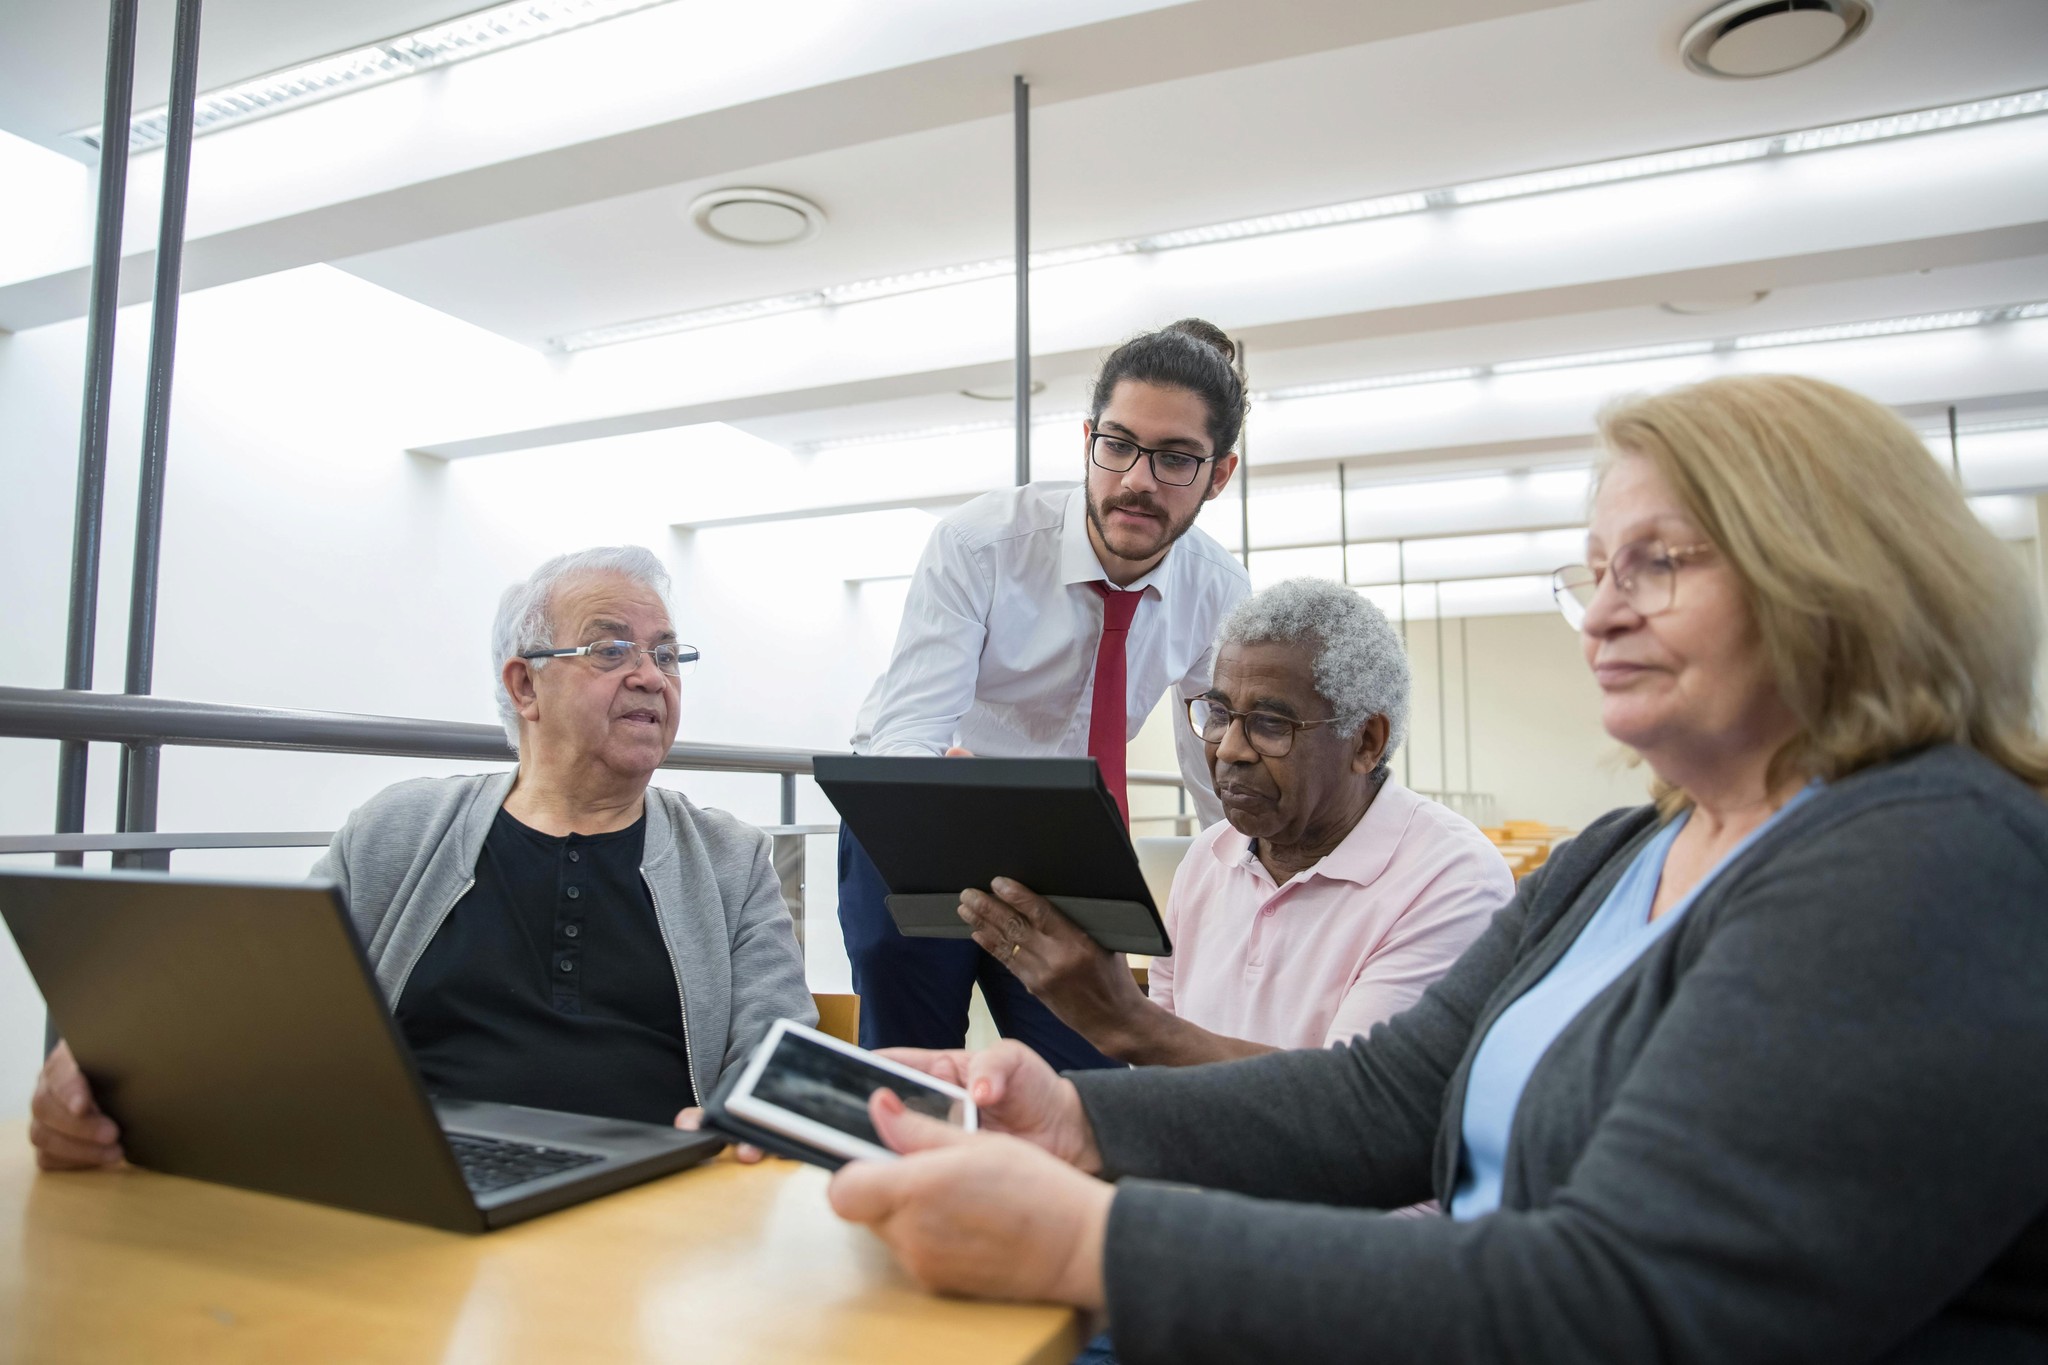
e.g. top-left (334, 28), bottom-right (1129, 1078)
top-left (0, 866), bottom-right (721, 1233)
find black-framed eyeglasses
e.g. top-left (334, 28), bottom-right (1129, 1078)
top-left (1089, 431), bottom-right (1217, 488)
top-left (518, 640), bottom-right (699, 676)
top-left (1186, 697), bottom-right (1336, 758)
top-left (1551, 540), bottom-right (1714, 630)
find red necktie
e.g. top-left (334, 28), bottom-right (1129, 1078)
top-left (1088, 582), bottom-right (1143, 826)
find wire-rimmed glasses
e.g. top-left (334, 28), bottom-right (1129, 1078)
top-left (1551, 541), bottom-right (1715, 629)
top-left (518, 640), bottom-right (700, 676)
top-left (1089, 431), bottom-right (1217, 487)
top-left (1185, 697), bottom-right (1335, 758)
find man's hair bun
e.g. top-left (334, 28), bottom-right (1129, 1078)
top-left (1162, 318), bottom-right (1243, 379)
top-left (1089, 317), bottom-right (1250, 456)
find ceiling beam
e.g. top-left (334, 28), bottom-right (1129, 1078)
top-left (0, 0), bottom-right (1570, 333)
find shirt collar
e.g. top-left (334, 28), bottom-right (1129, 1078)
top-left (1057, 484), bottom-right (1172, 598)
top-left (1207, 778), bottom-right (1422, 890)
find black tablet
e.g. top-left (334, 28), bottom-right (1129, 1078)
top-left (813, 754), bottom-right (1171, 957)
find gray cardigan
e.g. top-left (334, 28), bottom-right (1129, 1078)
top-left (1073, 745), bottom-right (2048, 1363)
top-left (310, 771), bottom-right (815, 1105)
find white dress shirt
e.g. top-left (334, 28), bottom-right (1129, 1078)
top-left (853, 482), bottom-right (1250, 826)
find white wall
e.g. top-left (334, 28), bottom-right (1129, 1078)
top-left (0, 266), bottom-right (921, 1119)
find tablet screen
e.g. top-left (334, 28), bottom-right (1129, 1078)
top-left (750, 1030), bottom-right (966, 1146)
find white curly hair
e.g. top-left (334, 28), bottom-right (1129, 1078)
top-left (1215, 577), bottom-right (1409, 776)
top-left (490, 545), bottom-right (678, 750)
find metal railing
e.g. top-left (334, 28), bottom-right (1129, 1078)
top-left (0, 685), bottom-right (1192, 944)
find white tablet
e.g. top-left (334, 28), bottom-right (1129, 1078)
top-left (724, 1019), bottom-right (976, 1164)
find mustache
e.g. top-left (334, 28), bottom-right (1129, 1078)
top-left (1102, 493), bottom-right (1167, 519)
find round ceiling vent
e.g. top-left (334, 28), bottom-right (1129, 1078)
top-left (1661, 290), bottom-right (1771, 315)
top-left (1681, 0), bottom-right (1870, 79)
top-left (689, 188), bottom-right (825, 247)
top-left (960, 380), bottom-right (1047, 402)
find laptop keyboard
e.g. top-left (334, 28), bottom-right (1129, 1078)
top-left (447, 1132), bottom-right (606, 1194)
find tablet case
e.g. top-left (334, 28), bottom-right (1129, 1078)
top-left (813, 754), bottom-right (1171, 958)
top-left (700, 1061), bottom-right (850, 1172)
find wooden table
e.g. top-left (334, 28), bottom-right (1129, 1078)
top-left (0, 1123), bottom-right (1083, 1365)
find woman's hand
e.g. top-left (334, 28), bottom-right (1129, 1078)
top-left (876, 1040), bottom-right (1103, 1173)
top-left (829, 1088), bottom-right (1113, 1309)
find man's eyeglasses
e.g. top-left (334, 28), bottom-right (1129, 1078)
top-left (1551, 541), bottom-right (1715, 630)
top-left (1089, 431), bottom-right (1217, 488)
top-left (1186, 698), bottom-right (1336, 758)
top-left (518, 640), bottom-right (699, 676)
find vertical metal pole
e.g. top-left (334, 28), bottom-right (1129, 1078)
top-left (53, 0), bottom-right (140, 871)
top-left (1012, 75), bottom-right (1031, 487)
top-left (1397, 540), bottom-right (1409, 787)
top-left (1461, 615), bottom-right (1473, 794)
top-left (1336, 463), bottom-right (1349, 584)
top-left (1434, 582), bottom-right (1446, 795)
top-left (779, 772), bottom-right (797, 826)
top-left (1947, 404), bottom-right (1962, 485)
top-left (1236, 337), bottom-right (1250, 569)
top-left (115, 0), bottom-right (203, 871)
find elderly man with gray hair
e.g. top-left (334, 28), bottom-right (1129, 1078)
top-left (954, 577), bottom-right (1511, 1067)
top-left (31, 546), bottom-right (813, 1170)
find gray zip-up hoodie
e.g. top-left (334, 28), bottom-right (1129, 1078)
top-left (309, 771), bottom-right (815, 1104)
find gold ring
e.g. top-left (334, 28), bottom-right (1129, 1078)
top-left (1010, 941), bottom-right (1021, 959)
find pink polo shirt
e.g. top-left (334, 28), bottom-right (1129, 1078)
top-left (1149, 780), bottom-right (1515, 1050)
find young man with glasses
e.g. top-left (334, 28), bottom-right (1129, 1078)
top-left (841, 319), bottom-right (1253, 1068)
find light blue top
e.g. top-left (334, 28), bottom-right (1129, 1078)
top-left (1449, 787), bottom-right (1820, 1220)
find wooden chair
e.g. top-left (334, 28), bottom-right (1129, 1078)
top-left (812, 993), bottom-right (860, 1045)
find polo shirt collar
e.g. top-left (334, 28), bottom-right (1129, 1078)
top-left (1208, 778), bottom-right (1421, 890)
top-left (1057, 484), bottom-right (1172, 597)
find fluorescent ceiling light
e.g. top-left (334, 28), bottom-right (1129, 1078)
top-left (1916, 416), bottom-right (2048, 439)
top-left (804, 410), bottom-right (1084, 453)
top-left (1449, 139), bottom-right (1774, 204)
top-left (784, 302), bottom-right (2045, 454)
top-left (71, 0), bottom-right (678, 153)
top-left (1776, 87), bottom-right (2048, 153)
top-left (1135, 192), bottom-right (1430, 250)
top-left (1732, 308), bottom-right (1998, 349)
top-left (1259, 367), bottom-right (1483, 401)
top-left (1492, 341), bottom-right (1716, 374)
top-left (558, 84), bottom-right (2048, 351)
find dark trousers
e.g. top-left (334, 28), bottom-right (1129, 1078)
top-left (836, 825), bottom-right (1119, 1070)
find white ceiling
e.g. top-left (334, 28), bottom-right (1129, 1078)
top-left (2, 0), bottom-right (2045, 512)
top-left (337, 0), bottom-right (2048, 348)
top-left (0, 0), bottom-right (485, 153)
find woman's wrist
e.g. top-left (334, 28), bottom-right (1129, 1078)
top-left (1051, 1177), bottom-right (1115, 1310)
top-left (1058, 1077), bottom-right (1106, 1176)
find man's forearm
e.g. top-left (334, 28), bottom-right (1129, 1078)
top-left (1099, 1000), bottom-right (1278, 1068)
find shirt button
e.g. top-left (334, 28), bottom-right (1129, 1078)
top-left (559, 960), bottom-right (574, 973)
top-left (564, 924), bottom-right (580, 938)
top-left (566, 886), bottom-right (581, 900)
top-left (568, 850), bottom-right (581, 863)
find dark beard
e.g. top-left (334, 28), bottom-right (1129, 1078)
top-left (1085, 485), bottom-right (1206, 567)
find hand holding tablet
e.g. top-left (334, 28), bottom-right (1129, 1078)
top-left (813, 755), bottom-right (1172, 957)
top-left (704, 1020), bottom-right (976, 1170)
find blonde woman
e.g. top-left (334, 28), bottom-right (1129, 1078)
top-left (823, 374), bottom-right (2048, 1364)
